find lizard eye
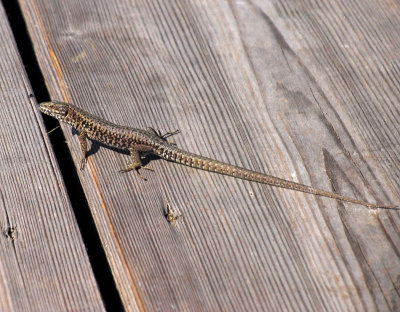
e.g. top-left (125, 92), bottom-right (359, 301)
top-left (50, 103), bottom-right (69, 118)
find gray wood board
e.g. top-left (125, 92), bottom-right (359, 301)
top-left (21, 0), bottom-right (400, 311)
top-left (0, 3), bottom-right (105, 312)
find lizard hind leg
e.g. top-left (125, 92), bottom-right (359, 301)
top-left (160, 129), bottom-right (180, 140)
top-left (119, 146), bottom-right (154, 179)
top-left (147, 127), bottom-right (180, 144)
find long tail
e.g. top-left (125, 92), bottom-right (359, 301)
top-left (157, 146), bottom-right (398, 210)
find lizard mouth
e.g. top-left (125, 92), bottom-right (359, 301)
top-left (38, 102), bottom-right (53, 115)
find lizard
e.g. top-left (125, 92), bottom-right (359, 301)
top-left (38, 101), bottom-right (398, 210)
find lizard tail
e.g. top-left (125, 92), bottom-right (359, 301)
top-left (157, 146), bottom-right (398, 210)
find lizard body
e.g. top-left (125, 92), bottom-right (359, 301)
top-left (39, 101), bottom-right (398, 209)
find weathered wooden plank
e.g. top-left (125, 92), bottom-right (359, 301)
top-left (0, 3), bottom-right (105, 312)
top-left (21, 0), bottom-right (400, 311)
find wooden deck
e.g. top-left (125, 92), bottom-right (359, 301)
top-left (1, 0), bottom-right (399, 311)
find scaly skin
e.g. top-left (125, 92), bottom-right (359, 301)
top-left (39, 101), bottom-right (398, 210)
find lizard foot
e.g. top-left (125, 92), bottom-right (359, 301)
top-left (80, 158), bottom-right (87, 170)
top-left (120, 164), bottom-right (154, 180)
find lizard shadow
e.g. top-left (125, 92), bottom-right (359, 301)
top-left (71, 128), bottom-right (160, 167)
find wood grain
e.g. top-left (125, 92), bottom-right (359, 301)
top-left (20, 0), bottom-right (400, 311)
top-left (0, 3), bottom-right (105, 312)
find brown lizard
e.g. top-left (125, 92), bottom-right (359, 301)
top-left (39, 101), bottom-right (398, 210)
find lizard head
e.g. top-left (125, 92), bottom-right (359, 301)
top-left (39, 101), bottom-right (73, 123)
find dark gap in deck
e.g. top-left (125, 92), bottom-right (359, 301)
top-left (3, 1), bottom-right (123, 310)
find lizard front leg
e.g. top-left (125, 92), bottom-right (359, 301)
top-left (120, 145), bottom-right (154, 179)
top-left (78, 130), bottom-right (88, 170)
